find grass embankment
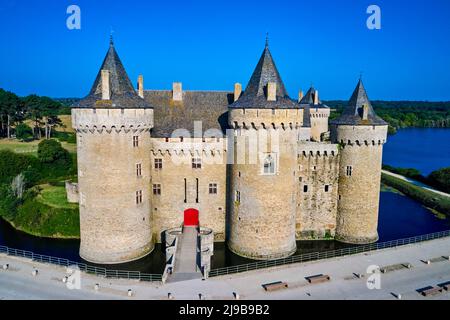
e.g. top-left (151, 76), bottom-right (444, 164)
top-left (381, 173), bottom-right (450, 216)
top-left (10, 184), bottom-right (80, 239)
top-left (0, 139), bottom-right (80, 239)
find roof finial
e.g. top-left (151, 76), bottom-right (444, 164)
top-left (110, 27), bottom-right (114, 46)
top-left (265, 32), bottom-right (269, 48)
top-left (359, 71), bottom-right (363, 81)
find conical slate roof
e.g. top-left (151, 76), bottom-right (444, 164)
top-left (299, 86), bottom-right (320, 105)
top-left (331, 79), bottom-right (386, 126)
top-left (231, 42), bottom-right (298, 109)
top-left (75, 37), bottom-right (152, 109)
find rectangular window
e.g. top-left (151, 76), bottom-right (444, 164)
top-left (263, 154), bottom-right (276, 175)
top-left (325, 185), bottom-right (330, 192)
top-left (133, 136), bottom-right (139, 147)
top-left (304, 185), bottom-right (308, 193)
top-left (136, 163), bottom-right (142, 177)
top-left (235, 190), bottom-right (241, 202)
top-left (346, 166), bottom-right (353, 177)
top-left (209, 183), bottom-right (218, 194)
top-left (192, 158), bottom-right (202, 169)
top-left (153, 184), bottom-right (161, 196)
top-left (136, 190), bottom-right (143, 204)
top-left (154, 158), bottom-right (163, 170)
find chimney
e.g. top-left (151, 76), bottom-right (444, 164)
top-left (173, 82), bottom-right (183, 101)
top-left (234, 83), bottom-right (242, 102)
top-left (362, 104), bottom-right (369, 120)
top-left (298, 90), bottom-right (304, 103)
top-left (101, 70), bottom-right (110, 100)
top-left (138, 75), bottom-right (144, 99)
top-left (267, 82), bottom-right (276, 101)
top-left (314, 90), bottom-right (319, 105)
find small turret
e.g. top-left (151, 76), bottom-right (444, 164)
top-left (299, 86), bottom-right (330, 142)
top-left (330, 79), bottom-right (388, 244)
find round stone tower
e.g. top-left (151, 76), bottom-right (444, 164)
top-left (227, 42), bottom-right (309, 260)
top-left (330, 79), bottom-right (388, 244)
top-left (72, 37), bottom-right (154, 264)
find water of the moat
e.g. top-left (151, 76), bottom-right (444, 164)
top-left (1, 191), bottom-right (449, 273)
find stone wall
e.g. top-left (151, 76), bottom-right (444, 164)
top-left (296, 142), bottom-right (339, 239)
top-left (72, 107), bottom-right (154, 264)
top-left (150, 138), bottom-right (227, 242)
top-left (331, 124), bottom-right (388, 244)
top-left (65, 181), bottom-right (79, 203)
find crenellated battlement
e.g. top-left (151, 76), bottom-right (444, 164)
top-left (310, 108), bottom-right (330, 118)
top-left (331, 124), bottom-right (388, 147)
top-left (228, 108), bottom-right (304, 130)
top-left (151, 138), bottom-right (227, 156)
top-left (72, 108), bottom-right (154, 133)
top-left (298, 141), bottom-right (339, 157)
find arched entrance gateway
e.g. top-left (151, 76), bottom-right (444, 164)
top-left (184, 208), bottom-right (199, 227)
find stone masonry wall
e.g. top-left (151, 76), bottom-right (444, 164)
top-left (150, 138), bottom-right (227, 242)
top-left (296, 142), bottom-right (339, 239)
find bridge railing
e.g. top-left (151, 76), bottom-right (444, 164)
top-left (208, 230), bottom-right (450, 278)
top-left (0, 246), bottom-right (163, 283)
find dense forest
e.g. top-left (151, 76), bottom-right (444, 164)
top-left (326, 100), bottom-right (450, 134)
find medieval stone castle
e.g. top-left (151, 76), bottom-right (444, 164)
top-left (70, 37), bottom-right (388, 264)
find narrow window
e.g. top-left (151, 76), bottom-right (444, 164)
top-left (136, 190), bottom-right (143, 204)
top-left (304, 185), bottom-right (308, 193)
top-left (152, 184), bottom-right (161, 196)
top-left (136, 163), bottom-right (142, 177)
top-left (235, 190), bottom-right (241, 202)
top-left (346, 166), bottom-right (353, 177)
top-left (209, 183), bottom-right (218, 194)
top-left (154, 158), bottom-right (163, 170)
top-left (165, 138), bottom-right (169, 142)
top-left (133, 136), bottom-right (139, 147)
top-left (192, 158), bottom-right (202, 169)
top-left (325, 185), bottom-right (330, 192)
top-left (196, 178), bottom-right (199, 203)
top-left (271, 109), bottom-right (275, 115)
top-left (184, 178), bottom-right (187, 203)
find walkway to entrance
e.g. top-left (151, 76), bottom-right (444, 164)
top-left (169, 226), bottom-right (202, 282)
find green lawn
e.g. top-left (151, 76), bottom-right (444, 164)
top-left (0, 138), bottom-right (76, 156)
top-left (36, 184), bottom-right (79, 210)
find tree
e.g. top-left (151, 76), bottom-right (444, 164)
top-left (0, 88), bottom-right (23, 138)
top-left (428, 167), bottom-right (450, 194)
top-left (37, 139), bottom-right (68, 163)
top-left (22, 94), bottom-right (44, 139)
top-left (11, 173), bottom-right (25, 199)
top-left (15, 123), bottom-right (33, 141)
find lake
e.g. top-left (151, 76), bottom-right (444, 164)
top-left (383, 128), bottom-right (450, 175)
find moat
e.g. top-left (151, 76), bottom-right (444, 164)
top-left (1, 128), bottom-right (449, 274)
top-left (1, 191), bottom-right (449, 273)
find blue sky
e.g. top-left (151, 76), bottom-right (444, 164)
top-left (0, 0), bottom-right (449, 101)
